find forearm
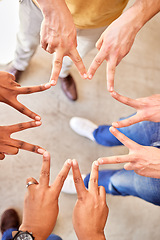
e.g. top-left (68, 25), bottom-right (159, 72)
top-left (127, 0), bottom-right (160, 31)
top-left (35, 0), bottom-right (69, 17)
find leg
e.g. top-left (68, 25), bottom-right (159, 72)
top-left (47, 234), bottom-right (63, 240)
top-left (93, 115), bottom-right (160, 147)
top-left (12, 0), bottom-right (43, 71)
top-left (84, 169), bottom-right (160, 206)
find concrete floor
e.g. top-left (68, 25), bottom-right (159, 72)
top-left (0, 2), bottom-right (160, 240)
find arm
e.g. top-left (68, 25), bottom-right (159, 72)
top-left (19, 152), bottom-right (71, 240)
top-left (98, 127), bottom-right (160, 178)
top-left (35, 0), bottom-right (87, 84)
top-left (72, 159), bottom-right (108, 240)
top-left (87, 0), bottom-right (160, 91)
top-left (111, 92), bottom-right (160, 127)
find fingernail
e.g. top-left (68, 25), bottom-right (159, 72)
top-left (51, 80), bottom-right (56, 85)
top-left (73, 159), bottom-right (77, 166)
top-left (88, 74), bottom-right (92, 79)
top-left (66, 159), bottom-right (72, 165)
top-left (112, 91), bottom-right (116, 96)
top-left (35, 116), bottom-right (41, 121)
top-left (83, 73), bottom-right (87, 79)
top-left (35, 121), bottom-right (41, 126)
top-left (109, 87), bottom-right (113, 92)
top-left (112, 122), bottom-right (118, 127)
top-left (110, 126), bottom-right (115, 132)
top-left (45, 83), bottom-right (51, 88)
top-left (94, 161), bottom-right (99, 166)
top-left (37, 148), bottom-right (45, 154)
top-left (43, 151), bottom-right (49, 157)
top-left (98, 158), bottom-right (103, 164)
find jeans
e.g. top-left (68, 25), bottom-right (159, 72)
top-left (93, 115), bottom-right (160, 147)
top-left (84, 169), bottom-right (160, 206)
top-left (2, 228), bottom-right (62, 240)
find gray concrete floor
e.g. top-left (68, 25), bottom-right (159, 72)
top-left (0, 3), bottom-right (160, 240)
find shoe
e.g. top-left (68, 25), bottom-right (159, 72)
top-left (6, 65), bottom-right (23, 82)
top-left (0, 209), bottom-right (20, 234)
top-left (62, 174), bottom-right (86, 194)
top-left (59, 74), bottom-right (77, 101)
top-left (70, 117), bottom-right (98, 141)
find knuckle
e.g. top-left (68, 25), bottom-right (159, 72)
top-left (54, 59), bottom-right (62, 66)
top-left (89, 177), bottom-right (98, 184)
top-left (25, 87), bottom-right (32, 94)
top-left (95, 58), bottom-right (101, 65)
top-left (74, 177), bottom-right (81, 185)
top-left (41, 170), bottom-right (50, 177)
top-left (18, 123), bottom-right (24, 131)
top-left (57, 173), bottom-right (66, 184)
top-left (74, 57), bottom-right (82, 63)
top-left (115, 156), bottom-right (121, 163)
top-left (32, 145), bottom-right (37, 152)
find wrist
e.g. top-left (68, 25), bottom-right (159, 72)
top-left (131, 0), bottom-right (160, 29)
top-left (36, 0), bottom-right (66, 16)
top-left (19, 224), bottom-right (44, 240)
top-left (78, 232), bottom-right (106, 240)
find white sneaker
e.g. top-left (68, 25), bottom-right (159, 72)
top-left (70, 117), bottom-right (98, 141)
top-left (62, 174), bottom-right (86, 194)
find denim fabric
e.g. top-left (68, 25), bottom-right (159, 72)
top-left (2, 228), bottom-right (62, 240)
top-left (84, 169), bottom-right (160, 206)
top-left (93, 114), bottom-right (160, 147)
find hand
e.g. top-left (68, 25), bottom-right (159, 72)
top-left (38, 0), bottom-right (87, 85)
top-left (0, 71), bottom-right (51, 120)
top-left (111, 92), bottom-right (160, 127)
top-left (98, 127), bottom-right (160, 178)
top-left (0, 120), bottom-right (45, 159)
top-left (20, 152), bottom-right (72, 240)
top-left (72, 159), bottom-right (108, 240)
top-left (87, 8), bottom-right (139, 91)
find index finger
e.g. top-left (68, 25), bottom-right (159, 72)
top-left (50, 49), bottom-right (64, 85)
top-left (71, 159), bottom-right (87, 200)
top-left (88, 161), bottom-right (99, 193)
top-left (106, 57), bottom-right (117, 92)
top-left (87, 48), bottom-right (106, 79)
top-left (39, 151), bottom-right (50, 187)
top-left (111, 91), bottom-right (139, 108)
top-left (16, 83), bottom-right (51, 95)
top-left (9, 121), bottom-right (41, 134)
top-left (69, 48), bottom-right (87, 79)
top-left (51, 159), bottom-right (72, 198)
top-left (10, 139), bottom-right (45, 154)
top-left (109, 127), bottom-right (139, 149)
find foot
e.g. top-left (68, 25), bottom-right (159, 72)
top-left (62, 174), bottom-right (86, 194)
top-left (59, 74), bottom-right (77, 101)
top-left (6, 65), bottom-right (23, 82)
top-left (70, 117), bottom-right (98, 141)
top-left (0, 209), bottom-right (20, 234)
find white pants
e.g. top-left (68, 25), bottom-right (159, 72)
top-left (13, 0), bottom-right (107, 77)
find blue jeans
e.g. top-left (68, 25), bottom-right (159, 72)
top-left (84, 169), bottom-right (160, 206)
top-left (2, 228), bottom-right (62, 240)
top-left (87, 115), bottom-right (160, 205)
top-left (93, 115), bottom-right (160, 147)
